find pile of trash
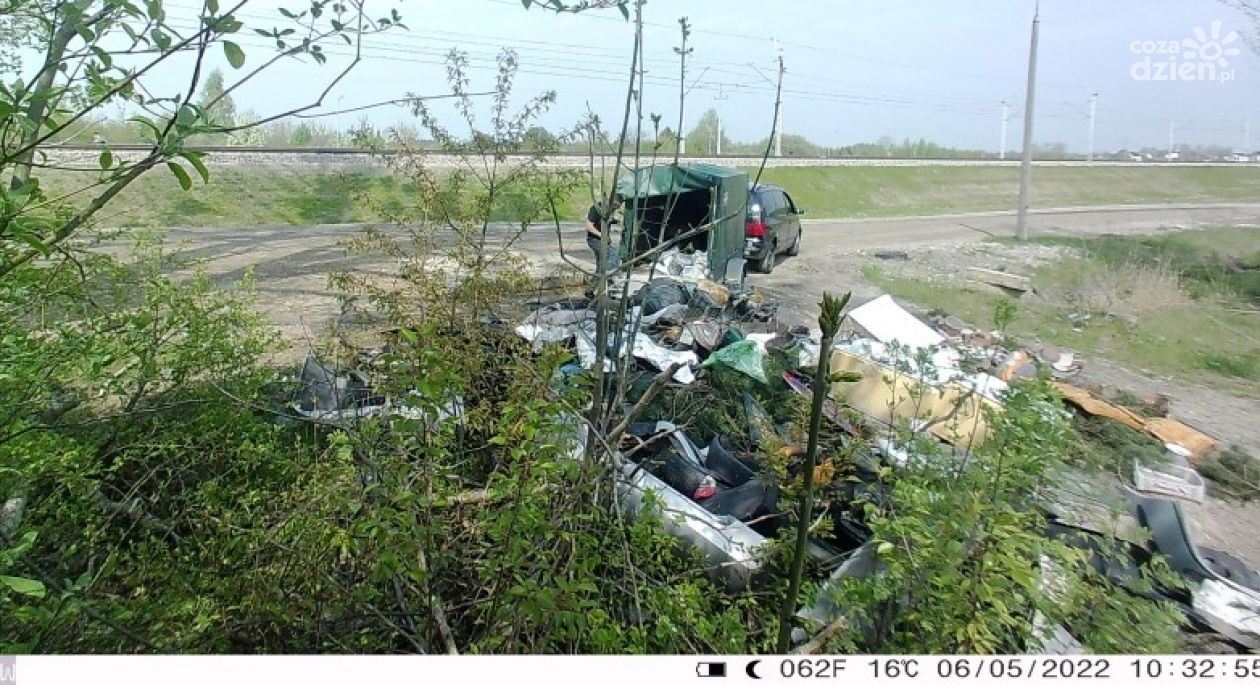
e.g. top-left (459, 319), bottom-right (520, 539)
top-left (516, 274), bottom-right (776, 386)
top-left (513, 282), bottom-right (1260, 652)
top-left (274, 269), bottom-right (1257, 652)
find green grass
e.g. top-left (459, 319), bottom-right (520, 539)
top-left (41, 167), bottom-right (413, 227)
top-left (861, 227), bottom-right (1260, 395)
top-left (38, 164), bottom-right (1260, 228)
top-left (746, 165), bottom-right (1260, 218)
top-left (992, 227), bottom-right (1260, 305)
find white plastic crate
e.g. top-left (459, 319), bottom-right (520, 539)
top-left (1133, 459), bottom-right (1206, 503)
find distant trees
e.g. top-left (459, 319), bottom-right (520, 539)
top-left (1032, 142), bottom-right (1069, 159)
top-left (523, 125), bottom-right (558, 151)
top-left (686, 108), bottom-right (728, 154)
top-left (195, 69), bottom-right (238, 130)
top-left (656, 126), bottom-right (677, 153)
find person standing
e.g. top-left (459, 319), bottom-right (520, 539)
top-left (585, 195), bottom-right (623, 287)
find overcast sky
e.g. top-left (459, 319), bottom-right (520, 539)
top-left (153, 0), bottom-right (1260, 153)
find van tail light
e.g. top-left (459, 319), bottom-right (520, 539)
top-left (745, 220), bottom-right (767, 237)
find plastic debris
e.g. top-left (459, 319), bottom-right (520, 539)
top-left (632, 278), bottom-right (690, 315)
top-left (693, 475), bottom-right (719, 500)
top-left (1133, 459), bottom-right (1207, 503)
top-left (284, 355), bottom-right (461, 428)
top-left (652, 249), bottom-right (709, 282)
top-left (701, 479), bottom-right (779, 520)
top-left (684, 319), bottom-right (724, 351)
top-left (700, 339), bottom-right (769, 383)
top-left (718, 328), bottom-right (744, 350)
top-left (640, 302), bottom-right (688, 327)
top-left (632, 333), bottom-right (699, 384)
top-left (706, 435), bottom-right (756, 487)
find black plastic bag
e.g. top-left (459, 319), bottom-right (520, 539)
top-left (701, 479), bottom-right (779, 521)
top-left (706, 436), bottom-right (756, 487)
top-left (632, 278), bottom-right (690, 315)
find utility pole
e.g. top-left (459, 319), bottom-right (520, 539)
top-left (715, 83), bottom-right (729, 155)
top-left (774, 44), bottom-right (785, 157)
top-left (1015, 3), bottom-right (1039, 241)
top-left (1087, 90), bottom-right (1098, 163)
top-left (673, 17), bottom-right (692, 157)
top-left (1169, 120), bottom-right (1176, 154)
top-left (1000, 99), bottom-right (1009, 160)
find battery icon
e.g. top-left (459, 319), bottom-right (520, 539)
top-left (696, 662), bottom-right (727, 678)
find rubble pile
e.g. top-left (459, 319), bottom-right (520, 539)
top-left (511, 278), bottom-right (1260, 652)
top-left (271, 261), bottom-right (1260, 653)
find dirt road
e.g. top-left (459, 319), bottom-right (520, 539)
top-left (767, 202), bottom-right (1260, 311)
top-left (149, 202), bottom-right (1260, 341)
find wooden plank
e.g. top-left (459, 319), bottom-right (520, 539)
top-left (1145, 417), bottom-right (1217, 462)
top-left (1052, 381), bottom-right (1146, 431)
top-left (966, 267), bottom-right (1031, 291)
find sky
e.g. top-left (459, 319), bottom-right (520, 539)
top-left (137, 0), bottom-right (1260, 152)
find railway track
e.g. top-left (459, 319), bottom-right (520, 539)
top-left (40, 144), bottom-right (1255, 168)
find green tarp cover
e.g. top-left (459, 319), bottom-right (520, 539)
top-left (616, 163), bottom-right (745, 197)
top-left (615, 163), bottom-right (748, 282)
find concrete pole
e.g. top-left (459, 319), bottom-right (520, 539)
top-left (715, 83), bottom-right (728, 155)
top-left (1015, 4), bottom-right (1040, 241)
top-left (774, 42), bottom-right (784, 157)
top-left (674, 18), bottom-right (691, 157)
top-left (1087, 91), bottom-right (1098, 163)
top-left (1000, 99), bottom-right (1009, 160)
top-left (1169, 121), bottom-right (1176, 154)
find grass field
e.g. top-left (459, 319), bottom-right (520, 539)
top-left (749, 165), bottom-right (1260, 218)
top-left (864, 227), bottom-right (1260, 395)
top-left (40, 164), bottom-right (1260, 228)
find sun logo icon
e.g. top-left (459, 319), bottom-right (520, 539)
top-left (1183, 20), bottom-right (1242, 69)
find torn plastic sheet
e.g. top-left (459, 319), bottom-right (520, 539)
top-left (632, 333), bottom-right (698, 383)
top-left (288, 355), bottom-right (463, 428)
top-left (514, 308), bottom-right (595, 352)
top-left (652, 249), bottom-right (709, 282)
top-left (700, 339), bottom-right (768, 383)
top-left (567, 318), bottom-right (698, 383)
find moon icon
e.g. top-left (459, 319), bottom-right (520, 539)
top-left (746, 660), bottom-right (762, 679)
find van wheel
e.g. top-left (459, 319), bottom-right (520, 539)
top-left (756, 244), bottom-right (776, 274)
top-left (786, 228), bottom-right (801, 256)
